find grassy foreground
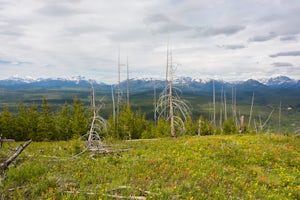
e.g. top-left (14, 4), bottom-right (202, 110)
top-left (1, 134), bottom-right (300, 199)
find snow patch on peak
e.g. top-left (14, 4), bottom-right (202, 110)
top-left (9, 74), bottom-right (35, 83)
top-left (266, 76), bottom-right (296, 85)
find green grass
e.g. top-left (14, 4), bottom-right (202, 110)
top-left (1, 134), bottom-right (300, 199)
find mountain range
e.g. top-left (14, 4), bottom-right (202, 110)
top-left (0, 75), bottom-right (299, 132)
top-left (0, 75), bottom-right (299, 91)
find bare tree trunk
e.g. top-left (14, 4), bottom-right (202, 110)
top-left (254, 119), bottom-right (258, 133)
top-left (231, 87), bottom-right (234, 121)
top-left (278, 101), bottom-right (281, 133)
top-left (88, 85), bottom-right (96, 144)
top-left (164, 43), bottom-right (169, 119)
top-left (156, 43), bottom-right (190, 137)
top-left (169, 79), bottom-right (175, 137)
top-left (248, 92), bottom-right (254, 128)
top-left (260, 107), bottom-right (275, 131)
top-left (111, 86), bottom-right (116, 124)
top-left (126, 56), bottom-right (130, 106)
top-left (219, 87), bottom-right (223, 131)
top-left (169, 52), bottom-right (175, 137)
top-left (117, 49), bottom-right (121, 131)
top-left (259, 115), bottom-right (262, 131)
top-left (232, 87), bottom-right (238, 127)
top-left (153, 79), bottom-right (157, 127)
top-left (198, 119), bottom-right (202, 136)
top-left (239, 115), bottom-right (244, 134)
top-left (0, 140), bottom-right (32, 174)
top-left (212, 80), bottom-right (216, 129)
top-left (86, 85), bottom-right (107, 150)
top-left (224, 90), bottom-right (227, 121)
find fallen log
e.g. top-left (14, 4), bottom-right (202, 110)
top-left (0, 139), bottom-right (32, 174)
top-left (0, 138), bottom-right (15, 148)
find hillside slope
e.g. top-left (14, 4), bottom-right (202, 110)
top-left (1, 134), bottom-right (299, 199)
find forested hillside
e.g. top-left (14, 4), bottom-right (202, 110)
top-left (0, 76), bottom-right (299, 141)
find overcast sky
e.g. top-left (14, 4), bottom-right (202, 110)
top-left (0, 0), bottom-right (299, 83)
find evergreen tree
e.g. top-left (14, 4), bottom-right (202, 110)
top-left (154, 118), bottom-right (171, 137)
top-left (184, 115), bottom-right (197, 135)
top-left (132, 109), bottom-right (147, 139)
top-left (107, 115), bottom-right (117, 139)
top-left (118, 105), bottom-right (134, 139)
top-left (16, 102), bottom-right (29, 140)
top-left (0, 108), bottom-right (15, 139)
top-left (223, 118), bottom-right (238, 135)
top-left (27, 104), bottom-right (39, 140)
top-left (141, 120), bottom-right (156, 139)
top-left (199, 116), bottom-right (214, 136)
top-left (56, 102), bottom-right (72, 140)
top-left (71, 97), bottom-right (88, 138)
top-left (37, 98), bottom-right (55, 141)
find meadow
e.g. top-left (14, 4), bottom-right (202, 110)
top-left (1, 134), bottom-right (299, 199)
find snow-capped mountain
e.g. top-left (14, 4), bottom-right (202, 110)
top-left (0, 76), bottom-right (106, 89)
top-left (264, 76), bottom-right (298, 88)
top-left (0, 75), bottom-right (299, 90)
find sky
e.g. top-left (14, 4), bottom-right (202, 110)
top-left (0, 0), bottom-right (300, 83)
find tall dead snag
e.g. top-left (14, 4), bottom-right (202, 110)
top-left (84, 85), bottom-right (107, 151)
top-left (156, 48), bottom-right (190, 137)
top-left (278, 101), bottom-right (281, 133)
top-left (164, 42), bottom-right (169, 119)
top-left (111, 85), bottom-right (116, 125)
top-left (117, 49), bottom-right (121, 131)
top-left (169, 55), bottom-right (175, 137)
top-left (231, 87), bottom-right (239, 128)
top-left (224, 90), bottom-right (228, 121)
top-left (239, 115), bottom-right (245, 134)
top-left (0, 139), bottom-right (32, 174)
top-left (212, 80), bottom-right (216, 129)
top-left (219, 87), bottom-right (223, 131)
top-left (198, 119), bottom-right (202, 136)
top-left (126, 56), bottom-right (130, 106)
top-left (248, 92), bottom-right (255, 128)
top-left (153, 79), bottom-right (157, 127)
top-left (259, 105), bottom-right (275, 132)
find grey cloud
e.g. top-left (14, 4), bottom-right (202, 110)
top-left (144, 14), bottom-right (245, 36)
top-left (144, 13), bottom-right (190, 34)
top-left (220, 44), bottom-right (245, 50)
top-left (280, 35), bottom-right (297, 41)
top-left (63, 25), bottom-right (109, 36)
top-left (0, 59), bottom-right (33, 65)
top-left (44, 0), bottom-right (82, 3)
top-left (0, 29), bottom-right (23, 36)
top-left (196, 25), bottom-right (245, 36)
top-left (0, 24), bottom-right (24, 36)
top-left (270, 51), bottom-right (300, 58)
top-left (0, 2), bottom-right (9, 10)
top-left (108, 28), bottom-right (151, 43)
top-left (38, 4), bottom-right (85, 17)
top-left (143, 14), bottom-right (170, 24)
top-left (156, 22), bottom-right (190, 33)
top-left (272, 62), bottom-right (293, 67)
top-left (249, 32), bottom-right (277, 42)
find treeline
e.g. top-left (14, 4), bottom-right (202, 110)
top-left (0, 98), bottom-right (244, 141)
top-left (0, 98), bottom-right (88, 141)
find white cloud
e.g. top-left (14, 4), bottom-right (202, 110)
top-left (0, 0), bottom-right (299, 83)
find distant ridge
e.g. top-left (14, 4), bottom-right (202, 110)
top-left (0, 75), bottom-right (299, 91)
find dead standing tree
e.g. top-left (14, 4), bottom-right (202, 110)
top-left (83, 85), bottom-right (129, 156)
top-left (83, 85), bottom-right (107, 151)
top-left (156, 49), bottom-right (190, 137)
